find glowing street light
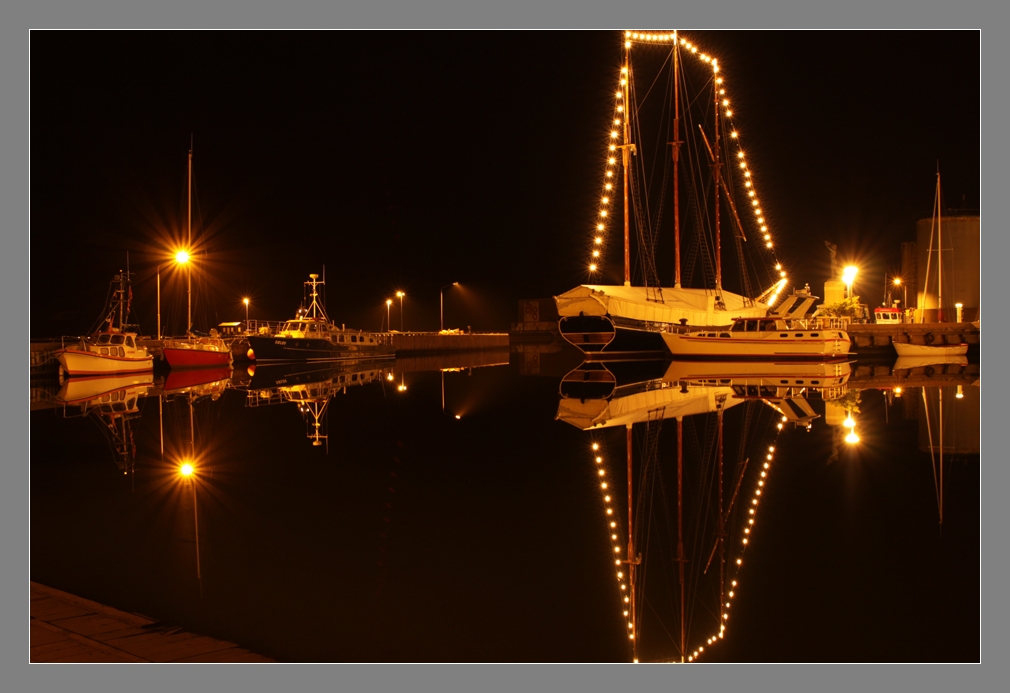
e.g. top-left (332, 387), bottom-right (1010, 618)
top-left (842, 266), bottom-right (858, 299)
top-left (396, 291), bottom-right (405, 332)
top-left (243, 297), bottom-right (250, 332)
top-left (955, 302), bottom-right (964, 323)
top-left (385, 299), bottom-right (392, 332)
top-left (440, 282), bottom-right (459, 332)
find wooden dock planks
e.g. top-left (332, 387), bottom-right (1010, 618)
top-left (30, 582), bottom-right (274, 663)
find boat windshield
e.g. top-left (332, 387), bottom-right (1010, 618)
top-left (283, 322), bottom-right (307, 332)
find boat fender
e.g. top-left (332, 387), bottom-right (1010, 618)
top-left (924, 332), bottom-right (935, 344)
top-left (924, 366), bottom-right (935, 377)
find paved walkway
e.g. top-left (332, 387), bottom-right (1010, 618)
top-left (30, 582), bottom-right (274, 662)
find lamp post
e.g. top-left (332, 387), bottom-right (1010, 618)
top-left (386, 299), bottom-right (392, 332)
top-left (842, 265), bottom-right (858, 300)
top-left (955, 302), bottom-right (963, 323)
top-left (396, 291), bottom-right (405, 332)
top-left (892, 277), bottom-right (906, 308)
top-left (243, 298), bottom-right (250, 332)
top-left (175, 249), bottom-right (192, 335)
top-left (440, 282), bottom-right (459, 332)
top-left (156, 265), bottom-right (162, 340)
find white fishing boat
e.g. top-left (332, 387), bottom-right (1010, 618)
top-left (554, 32), bottom-right (790, 355)
top-left (54, 272), bottom-right (154, 377)
top-left (892, 342), bottom-right (968, 359)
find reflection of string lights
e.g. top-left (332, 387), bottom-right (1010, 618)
top-left (589, 441), bottom-right (636, 646)
top-left (688, 431), bottom-right (784, 662)
top-left (589, 31), bottom-right (785, 282)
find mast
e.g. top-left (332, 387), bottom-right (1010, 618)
top-left (186, 142), bottom-right (193, 334)
top-left (937, 171), bottom-right (943, 322)
top-left (626, 424), bottom-right (638, 661)
top-left (712, 68), bottom-right (723, 296)
top-left (622, 45), bottom-right (633, 287)
top-left (676, 417), bottom-right (686, 661)
top-left (672, 38), bottom-right (682, 288)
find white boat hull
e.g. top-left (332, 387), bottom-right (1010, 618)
top-left (892, 342), bottom-right (968, 358)
top-left (56, 348), bottom-right (154, 377)
top-left (661, 329), bottom-right (850, 360)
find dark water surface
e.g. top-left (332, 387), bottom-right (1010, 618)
top-left (30, 355), bottom-right (979, 662)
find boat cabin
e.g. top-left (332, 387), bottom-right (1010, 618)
top-left (730, 318), bottom-right (785, 332)
top-left (874, 307), bottom-right (903, 325)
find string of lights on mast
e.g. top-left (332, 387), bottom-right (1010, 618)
top-left (591, 413), bottom-right (790, 663)
top-left (589, 31), bottom-right (787, 294)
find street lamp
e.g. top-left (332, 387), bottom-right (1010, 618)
top-left (243, 298), bottom-right (250, 332)
top-left (955, 302), bottom-right (963, 323)
top-left (842, 265), bottom-right (858, 300)
top-left (396, 291), bottom-right (405, 332)
top-left (386, 299), bottom-right (392, 332)
top-left (892, 277), bottom-right (906, 309)
top-left (440, 282), bottom-right (459, 332)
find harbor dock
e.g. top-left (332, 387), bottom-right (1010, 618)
top-left (31, 582), bottom-right (273, 662)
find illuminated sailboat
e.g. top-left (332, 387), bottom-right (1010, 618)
top-left (161, 145), bottom-right (233, 369)
top-left (556, 31), bottom-right (787, 356)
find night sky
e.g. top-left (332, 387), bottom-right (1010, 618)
top-left (31, 31), bottom-right (978, 338)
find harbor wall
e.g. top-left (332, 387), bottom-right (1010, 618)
top-left (390, 332), bottom-right (509, 354)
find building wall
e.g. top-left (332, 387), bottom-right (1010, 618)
top-left (913, 215), bottom-right (980, 322)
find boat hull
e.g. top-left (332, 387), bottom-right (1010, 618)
top-left (892, 342), bottom-right (968, 358)
top-left (163, 341), bottom-right (234, 368)
top-left (247, 334), bottom-right (395, 362)
top-left (56, 349), bottom-right (154, 377)
top-left (661, 329), bottom-right (850, 360)
top-left (55, 372), bottom-right (155, 406)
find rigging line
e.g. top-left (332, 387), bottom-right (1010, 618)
top-left (922, 387), bottom-right (941, 522)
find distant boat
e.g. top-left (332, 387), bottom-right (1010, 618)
top-left (161, 145), bottom-right (233, 369)
top-left (893, 342), bottom-right (968, 359)
top-left (54, 272), bottom-right (155, 377)
top-left (245, 273), bottom-right (396, 362)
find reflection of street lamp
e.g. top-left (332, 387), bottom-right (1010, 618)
top-left (440, 282), bottom-right (459, 332)
top-left (386, 299), bottom-right (392, 332)
top-left (396, 291), bottom-right (405, 332)
top-left (842, 266), bottom-right (858, 300)
top-left (243, 297), bottom-right (250, 332)
top-left (843, 410), bottom-right (859, 444)
top-left (179, 461), bottom-right (201, 580)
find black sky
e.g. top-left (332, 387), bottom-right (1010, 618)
top-left (31, 31), bottom-right (978, 336)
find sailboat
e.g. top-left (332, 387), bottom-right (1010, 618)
top-left (54, 271), bottom-right (155, 377)
top-left (896, 170), bottom-right (969, 358)
top-left (555, 32), bottom-right (787, 356)
top-left (161, 145), bottom-right (233, 369)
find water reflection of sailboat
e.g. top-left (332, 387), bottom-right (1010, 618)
top-left (559, 359), bottom-right (829, 662)
top-left (918, 384), bottom-right (979, 525)
top-left (54, 372), bottom-right (154, 474)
